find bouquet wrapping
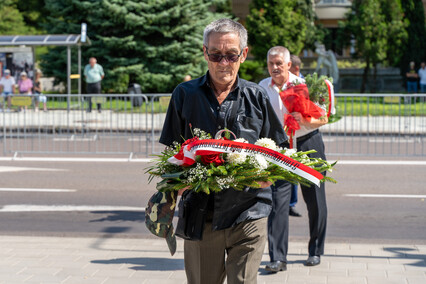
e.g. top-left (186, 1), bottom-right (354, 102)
top-left (280, 74), bottom-right (335, 148)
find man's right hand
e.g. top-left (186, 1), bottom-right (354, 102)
top-left (178, 186), bottom-right (190, 196)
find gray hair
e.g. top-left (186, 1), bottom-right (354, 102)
top-left (267, 46), bottom-right (290, 63)
top-left (203, 18), bottom-right (248, 51)
top-left (290, 54), bottom-right (302, 67)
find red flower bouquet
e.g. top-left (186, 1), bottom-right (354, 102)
top-left (279, 73), bottom-right (335, 147)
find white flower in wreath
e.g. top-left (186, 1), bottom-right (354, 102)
top-left (226, 138), bottom-right (248, 164)
top-left (254, 154), bottom-right (268, 170)
top-left (283, 148), bottom-right (297, 157)
top-left (255, 138), bottom-right (278, 151)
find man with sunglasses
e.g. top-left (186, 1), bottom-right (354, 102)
top-left (160, 18), bottom-right (287, 284)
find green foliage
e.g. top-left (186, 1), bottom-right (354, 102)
top-left (238, 60), bottom-right (266, 83)
top-left (246, 0), bottom-right (324, 60)
top-left (309, 60), bottom-right (366, 69)
top-left (399, 0), bottom-right (426, 73)
top-left (41, 0), bottom-right (231, 93)
top-left (338, 0), bottom-right (407, 92)
top-left (15, 0), bottom-right (46, 30)
top-left (303, 73), bottom-right (332, 107)
top-left (0, 1), bottom-right (37, 35)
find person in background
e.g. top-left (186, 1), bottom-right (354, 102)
top-left (406, 61), bottom-right (418, 93)
top-left (33, 69), bottom-right (47, 112)
top-left (84, 57), bottom-right (104, 113)
top-left (160, 18), bottom-right (287, 284)
top-left (418, 62), bottom-right (426, 94)
top-left (287, 54), bottom-right (304, 218)
top-left (259, 46), bottom-right (304, 273)
top-left (289, 54), bottom-right (304, 79)
top-left (183, 74), bottom-right (192, 82)
top-left (0, 69), bottom-right (15, 111)
top-left (260, 46), bottom-right (329, 271)
top-left (17, 71), bottom-right (33, 112)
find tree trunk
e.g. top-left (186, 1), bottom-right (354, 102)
top-left (361, 58), bottom-right (370, 93)
top-left (372, 63), bottom-right (377, 93)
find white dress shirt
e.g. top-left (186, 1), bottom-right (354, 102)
top-left (418, 67), bottom-right (426, 85)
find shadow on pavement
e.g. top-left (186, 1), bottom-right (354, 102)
top-left (91, 257), bottom-right (184, 271)
top-left (384, 247), bottom-right (426, 267)
top-left (89, 211), bottom-right (145, 223)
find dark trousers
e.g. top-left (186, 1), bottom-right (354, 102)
top-left (290, 183), bottom-right (298, 207)
top-left (267, 179), bottom-right (292, 262)
top-left (86, 81), bottom-right (102, 111)
top-left (298, 131), bottom-right (328, 257)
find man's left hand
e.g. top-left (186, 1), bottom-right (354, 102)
top-left (291, 112), bottom-right (308, 126)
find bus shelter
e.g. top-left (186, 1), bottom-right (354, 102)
top-left (0, 35), bottom-right (91, 110)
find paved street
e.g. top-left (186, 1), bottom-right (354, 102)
top-left (0, 158), bottom-right (425, 283)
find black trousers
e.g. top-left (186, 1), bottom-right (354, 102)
top-left (86, 81), bottom-right (102, 111)
top-left (297, 131), bottom-right (328, 257)
top-left (267, 130), bottom-right (328, 262)
top-left (267, 179), bottom-right (292, 262)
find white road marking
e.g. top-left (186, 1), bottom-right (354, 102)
top-left (53, 138), bottom-right (97, 141)
top-left (345, 194), bottom-right (426, 199)
top-left (0, 188), bottom-right (75, 193)
top-left (337, 161), bottom-right (426, 165)
top-left (0, 205), bottom-right (145, 212)
top-left (0, 166), bottom-right (67, 172)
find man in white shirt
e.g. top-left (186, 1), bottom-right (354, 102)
top-left (418, 62), bottom-right (426, 94)
top-left (259, 46), bottom-right (328, 271)
top-left (0, 69), bottom-right (16, 110)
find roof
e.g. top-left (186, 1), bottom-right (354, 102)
top-left (0, 35), bottom-right (91, 46)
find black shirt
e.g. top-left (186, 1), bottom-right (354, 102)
top-left (159, 72), bottom-right (288, 230)
top-left (160, 72), bottom-right (286, 145)
top-left (407, 68), bottom-right (418, 82)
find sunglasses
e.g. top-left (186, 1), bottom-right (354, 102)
top-left (205, 47), bottom-right (243, 63)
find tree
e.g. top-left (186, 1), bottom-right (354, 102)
top-left (0, 1), bottom-right (36, 35)
top-left (399, 0), bottom-right (426, 75)
top-left (338, 0), bottom-right (407, 93)
top-left (41, 0), bottom-right (230, 93)
top-left (245, 0), bottom-right (324, 61)
top-left (15, 0), bottom-right (47, 30)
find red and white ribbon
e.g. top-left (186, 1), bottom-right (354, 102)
top-left (168, 139), bottom-right (323, 186)
top-left (325, 79), bottom-right (335, 117)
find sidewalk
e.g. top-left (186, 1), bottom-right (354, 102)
top-left (0, 235), bottom-right (425, 284)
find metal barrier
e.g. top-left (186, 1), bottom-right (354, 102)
top-left (0, 93), bottom-right (425, 157)
top-left (1, 93), bottom-right (155, 157)
top-left (322, 93), bottom-right (425, 157)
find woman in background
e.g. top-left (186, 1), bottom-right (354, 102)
top-left (33, 69), bottom-right (47, 112)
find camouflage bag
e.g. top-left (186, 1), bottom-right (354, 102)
top-left (145, 191), bottom-right (178, 256)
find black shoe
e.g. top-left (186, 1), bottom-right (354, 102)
top-left (265, 261), bottom-right (287, 273)
top-left (305, 256), bottom-right (320, 266)
top-left (289, 207), bottom-right (302, 217)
